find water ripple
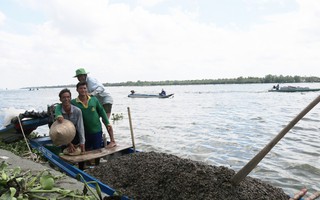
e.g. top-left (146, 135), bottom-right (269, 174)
top-left (1, 84), bottom-right (319, 195)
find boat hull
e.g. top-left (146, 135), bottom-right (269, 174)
top-left (0, 117), bottom-right (49, 143)
top-left (128, 93), bottom-right (174, 98)
top-left (268, 88), bottom-right (320, 92)
top-left (29, 137), bottom-right (135, 199)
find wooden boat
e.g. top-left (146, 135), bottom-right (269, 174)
top-left (128, 93), bottom-right (174, 98)
top-left (0, 111), bottom-right (50, 143)
top-left (0, 104), bottom-right (57, 143)
top-left (29, 136), bottom-right (135, 199)
top-left (268, 86), bottom-right (320, 92)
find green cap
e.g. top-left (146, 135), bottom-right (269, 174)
top-left (74, 68), bottom-right (89, 77)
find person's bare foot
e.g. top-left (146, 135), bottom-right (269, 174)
top-left (106, 141), bottom-right (116, 148)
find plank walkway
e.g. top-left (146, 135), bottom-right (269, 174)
top-left (60, 143), bottom-right (133, 163)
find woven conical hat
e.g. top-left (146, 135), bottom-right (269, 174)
top-left (49, 120), bottom-right (76, 146)
top-left (63, 146), bottom-right (81, 156)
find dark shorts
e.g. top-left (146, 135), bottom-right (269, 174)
top-left (103, 103), bottom-right (112, 113)
top-left (85, 131), bottom-right (103, 150)
top-left (71, 131), bottom-right (80, 145)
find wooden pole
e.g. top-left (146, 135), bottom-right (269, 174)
top-left (231, 95), bottom-right (320, 185)
top-left (17, 115), bottom-right (36, 161)
top-left (127, 107), bottom-right (136, 152)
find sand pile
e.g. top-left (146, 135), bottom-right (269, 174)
top-left (87, 151), bottom-right (289, 200)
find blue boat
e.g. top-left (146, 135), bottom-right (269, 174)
top-left (29, 136), bottom-right (135, 199)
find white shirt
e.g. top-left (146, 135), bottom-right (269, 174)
top-left (86, 76), bottom-right (113, 104)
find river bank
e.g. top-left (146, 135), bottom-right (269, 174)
top-left (0, 149), bottom-right (84, 192)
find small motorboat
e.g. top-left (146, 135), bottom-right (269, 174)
top-left (268, 85), bottom-right (320, 92)
top-left (128, 89), bottom-right (173, 99)
top-left (128, 93), bottom-right (174, 98)
top-left (128, 89), bottom-right (174, 98)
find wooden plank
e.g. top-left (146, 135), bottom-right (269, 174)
top-left (60, 143), bottom-right (132, 163)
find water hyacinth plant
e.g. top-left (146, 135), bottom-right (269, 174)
top-left (0, 161), bottom-right (101, 199)
top-left (111, 113), bottom-right (124, 121)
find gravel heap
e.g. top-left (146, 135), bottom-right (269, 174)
top-left (87, 151), bottom-right (290, 200)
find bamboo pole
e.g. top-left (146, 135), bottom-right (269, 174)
top-left (127, 107), bottom-right (136, 152)
top-left (17, 115), bottom-right (36, 161)
top-left (231, 95), bottom-right (320, 185)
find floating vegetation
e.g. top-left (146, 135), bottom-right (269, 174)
top-left (0, 132), bottom-right (45, 162)
top-left (0, 161), bottom-right (100, 199)
top-left (111, 113), bottom-right (124, 121)
top-left (0, 133), bottom-right (110, 199)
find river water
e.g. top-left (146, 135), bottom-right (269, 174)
top-left (0, 83), bottom-right (319, 195)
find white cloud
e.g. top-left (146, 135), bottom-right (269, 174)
top-left (0, 11), bottom-right (5, 26)
top-left (137, 0), bottom-right (170, 8)
top-left (1, 0), bottom-right (320, 89)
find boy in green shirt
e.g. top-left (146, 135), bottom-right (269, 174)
top-left (55, 82), bottom-right (116, 157)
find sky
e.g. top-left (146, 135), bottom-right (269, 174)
top-left (1, 0), bottom-right (320, 89)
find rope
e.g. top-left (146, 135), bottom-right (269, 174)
top-left (17, 115), bottom-right (36, 161)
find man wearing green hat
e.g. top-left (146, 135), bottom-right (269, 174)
top-left (74, 68), bottom-right (113, 119)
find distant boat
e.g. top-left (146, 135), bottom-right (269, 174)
top-left (268, 85), bottom-right (320, 92)
top-left (128, 93), bottom-right (174, 98)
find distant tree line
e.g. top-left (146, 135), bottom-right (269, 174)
top-left (104, 75), bottom-right (320, 87)
top-left (23, 75), bottom-right (320, 89)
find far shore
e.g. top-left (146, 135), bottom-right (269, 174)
top-left (20, 74), bottom-right (320, 90)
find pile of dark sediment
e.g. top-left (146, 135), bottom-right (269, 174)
top-left (87, 151), bottom-right (290, 200)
